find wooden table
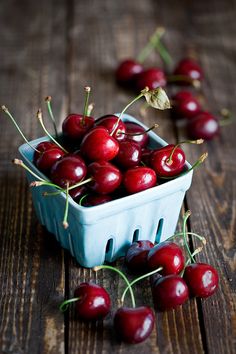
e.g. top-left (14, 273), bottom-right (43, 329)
top-left (0, 0), bottom-right (235, 353)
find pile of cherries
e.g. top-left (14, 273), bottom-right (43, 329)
top-left (116, 28), bottom-right (231, 140)
top-left (2, 86), bottom-right (206, 228)
top-left (60, 211), bottom-right (219, 344)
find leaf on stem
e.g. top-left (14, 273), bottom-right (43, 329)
top-left (141, 87), bottom-right (171, 110)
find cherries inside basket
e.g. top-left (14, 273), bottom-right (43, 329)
top-left (2, 86), bottom-right (207, 229)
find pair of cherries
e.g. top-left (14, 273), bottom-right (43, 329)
top-left (59, 212), bottom-right (219, 345)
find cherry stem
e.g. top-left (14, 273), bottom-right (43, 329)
top-left (160, 152), bottom-right (208, 180)
top-left (118, 123), bottom-right (159, 136)
top-left (219, 108), bottom-right (234, 126)
top-left (68, 177), bottom-right (93, 191)
top-left (110, 92), bottom-right (144, 136)
top-left (82, 86), bottom-right (91, 125)
top-left (45, 96), bottom-right (58, 138)
top-left (63, 183), bottom-right (70, 229)
top-left (13, 159), bottom-right (46, 182)
top-left (87, 103), bottom-right (94, 116)
top-left (120, 266), bottom-right (163, 305)
top-left (154, 34), bottom-right (173, 66)
top-left (93, 265), bottom-right (136, 308)
top-left (30, 180), bottom-right (64, 190)
top-left (166, 139), bottom-right (204, 165)
top-left (37, 109), bottom-right (68, 153)
top-left (59, 297), bottom-right (80, 312)
top-left (79, 193), bottom-right (89, 206)
top-left (169, 231), bottom-right (206, 245)
top-left (182, 210), bottom-right (195, 263)
top-left (167, 75), bottom-right (201, 88)
top-left (1, 106), bottom-right (40, 153)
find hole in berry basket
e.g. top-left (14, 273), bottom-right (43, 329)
top-left (155, 218), bottom-right (164, 243)
top-left (105, 238), bottom-right (114, 261)
top-left (132, 229), bottom-right (140, 243)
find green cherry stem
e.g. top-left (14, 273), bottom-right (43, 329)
top-left (182, 211), bottom-right (195, 263)
top-left (166, 139), bottom-right (204, 165)
top-left (68, 177), bottom-right (93, 191)
top-left (120, 267), bottom-right (163, 305)
top-left (87, 103), bottom-right (94, 116)
top-left (79, 193), bottom-right (89, 206)
top-left (45, 96), bottom-right (58, 138)
top-left (30, 180), bottom-right (64, 191)
top-left (154, 34), bottom-right (173, 66)
top-left (63, 183), bottom-right (70, 229)
top-left (137, 27), bottom-right (166, 64)
top-left (1, 105), bottom-right (40, 153)
top-left (59, 297), bottom-right (80, 312)
top-left (82, 87), bottom-right (91, 125)
top-left (13, 159), bottom-right (46, 182)
top-left (37, 109), bottom-right (68, 153)
top-left (117, 123), bottom-right (159, 136)
top-left (169, 231), bottom-right (206, 245)
top-left (167, 75), bottom-right (201, 88)
top-left (93, 265), bottom-right (136, 308)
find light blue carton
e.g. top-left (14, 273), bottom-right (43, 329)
top-left (19, 114), bottom-right (193, 268)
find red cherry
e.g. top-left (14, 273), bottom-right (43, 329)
top-left (172, 90), bottom-right (194, 102)
top-left (187, 111), bottom-right (219, 140)
top-left (123, 166), bottom-right (157, 194)
top-left (50, 155), bottom-right (87, 188)
top-left (73, 282), bottom-right (111, 321)
top-left (150, 144), bottom-right (185, 177)
top-left (62, 114), bottom-right (95, 141)
top-left (87, 161), bottom-right (122, 194)
top-left (173, 58), bottom-right (204, 83)
top-left (80, 126), bottom-right (119, 162)
top-left (33, 141), bottom-right (65, 174)
top-left (82, 193), bottom-right (112, 207)
top-left (141, 147), bottom-right (152, 165)
top-left (174, 96), bottom-right (202, 120)
top-left (114, 306), bottom-right (155, 344)
top-left (95, 115), bottom-right (126, 141)
top-left (69, 185), bottom-right (87, 202)
top-left (124, 122), bottom-right (149, 148)
top-left (125, 240), bottom-right (154, 273)
top-left (183, 263), bottom-right (219, 298)
top-left (147, 241), bottom-right (185, 275)
top-left (116, 59), bottom-right (144, 87)
top-left (152, 275), bottom-right (189, 311)
top-left (135, 68), bottom-right (167, 91)
top-left (115, 140), bottom-right (141, 169)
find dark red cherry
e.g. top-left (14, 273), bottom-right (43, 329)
top-left (115, 140), bottom-right (141, 169)
top-left (116, 59), bottom-right (144, 87)
top-left (174, 96), bottom-right (202, 120)
top-left (147, 241), bottom-right (185, 275)
top-left (62, 114), bottom-right (95, 141)
top-left (73, 282), bottom-right (111, 321)
top-left (124, 122), bottom-right (149, 148)
top-left (82, 193), bottom-right (112, 207)
top-left (123, 166), bottom-right (157, 194)
top-left (150, 144), bottom-right (185, 177)
top-left (135, 67), bottom-right (167, 91)
top-left (95, 115), bottom-right (126, 141)
top-left (80, 126), bottom-right (119, 162)
top-left (87, 161), bottom-right (122, 194)
top-left (125, 240), bottom-right (154, 273)
top-left (50, 155), bottom-right (87, 188)
top-left (173, 58), bottom-right (204, 83)
top-left (69, 185), bottom-right (87, 202)
top-left (114, 306), bottom-right (155, 344)
top-left (141, 147), bottom-right (152, 165)
top-left (33, 141), bottom-right (65, 174)
top-left (152, 275), bottom-right (189, 311)
top-left (187, 111), bottom-right (219, 140)
top-left (183, 263), bottom-right (219, 298)
top-left (172, 90), bottom-right (194, 103)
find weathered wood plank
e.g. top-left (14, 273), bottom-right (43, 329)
top-left (0, 0), bottom-right (67, 353)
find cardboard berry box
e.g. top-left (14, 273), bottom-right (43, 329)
top-left (19, 114), bottom-right (193, 268)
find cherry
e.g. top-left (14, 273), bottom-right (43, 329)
top-left (187, 111), bottom-right (219, 140)
top-left (81, 193), bottom-right (112, 207)
top-left (135, 68), bottom-right (167, 91)
top-left (87, 161), bottom-right (122, 194)
top-left (147, 241), bottom-right (185, 275)
top-left (173, 58), bottom-right (204, 84)
top-left (125, 240), bottom-right (154, 273)
top-left (150, 144), bottom-right (186, 177)
top-left (115, 140), bottom-right (141, 169)
top-left (124, 122), bottom-right (149, 148)
top-left (50, 155), bottom-right (87, 188)
top-left (172, 90), bottom-right (194, 103)
top-left (60, 282), bottom-right (111, 321)
top-left (141, 147), bottom-right (152, 165)
top-left (116, 59), bottom-right (144, 87)
top-left (173, 96), bottom-right (202, 120)
top-left (114, 306), bottom-right (155, 344)
top-left (95, 114), bottom-right (126, 141)
top-left (183, 263), bottom-right (219, 298)
top-left (80, 126), bottom-right (119, 162)
top-left (33, 141), bottom-right (65, 174)
top-left (152, 275), bottom-right (189, 311)
top-left (123, 166), bottom-right (157, 194)
top-left (69, 185), bottom-right (87, 202)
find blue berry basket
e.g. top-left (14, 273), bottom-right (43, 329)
top-left (19, 114), bottom-right (193, 268)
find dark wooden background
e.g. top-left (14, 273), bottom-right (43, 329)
top-left (0, 0), bottom-right (235, 353)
